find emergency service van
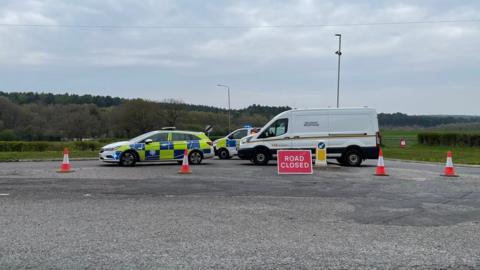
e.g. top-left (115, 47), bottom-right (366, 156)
top-left (99, 130), bottom-right (214, 166)
top-left (213, 127), bottom-right (260, 159)
top-left (238, 108), bottom-right (380, 166)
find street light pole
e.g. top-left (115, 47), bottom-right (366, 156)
top-left (217, 84), bottom-right (231, 132)
top-left (335, 34), bottom-right (342, 108)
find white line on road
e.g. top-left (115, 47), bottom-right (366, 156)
top-left (0, 193), bottom-right (10, 196)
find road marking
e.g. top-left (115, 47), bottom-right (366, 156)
top-left (83, 194), bottom-right (91, 197)
top-left (410, 177), bottom-right (427, 181)
top-left (0, 193), bottom-right (10, 196)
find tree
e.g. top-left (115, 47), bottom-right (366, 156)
top-left (111, 99), bottom-right (164, 138)
top-left (162, 98), bottom-right (185, 127)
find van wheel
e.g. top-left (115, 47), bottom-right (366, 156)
top-left (188, 150), bottom-right (203, 165)
top-left (119, 151), bottom-right (137, 167)
top-left (253, 149), bottom-right (269, 165)
top-left (218, 148), bottom-right (230, 159)
top-left (344, 149), bottom-right (363, 167)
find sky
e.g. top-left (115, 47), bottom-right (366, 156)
top-left (0, 0), bottom-right (479, 115)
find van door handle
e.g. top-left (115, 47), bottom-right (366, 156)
top-left (293, 136), bottom-right (300, 139)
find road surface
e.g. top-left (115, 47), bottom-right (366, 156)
top-left (1, 159), bottom-right (479, 269)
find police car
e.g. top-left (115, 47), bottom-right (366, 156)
top-left (213, 127), bottom-right (260, 159)
top-left (99, 130), bottom-right (214, 166)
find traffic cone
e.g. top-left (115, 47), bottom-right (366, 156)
top-left (375, 148), bottom-right (388, 176)
top-left (178, 149), bottom-right (192, 174)
top-left (57, 147), bottom-right (74, 173)
top-left (442, 151), bottom-right (458, 177)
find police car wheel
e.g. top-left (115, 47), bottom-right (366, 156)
top-left (188, 151), bottom-right (203, 165)
top-left (218, 148), bottom-right (230, 159)
top-left (253, 149), bottom-right (269, 165)
top-left (119, 151), bottom-right (136, 167)
top-left (344, 149), bottom-right (362, 167)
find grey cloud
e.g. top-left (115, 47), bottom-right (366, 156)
top-left (0, 0), bottom-right (479, 114)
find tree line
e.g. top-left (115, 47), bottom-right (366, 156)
top-left (0, 91), bottom-right (124, 107)
top-left (0, 92), bottom-right (479, 141)
top-left (0, 92), bottom-right (290, 140)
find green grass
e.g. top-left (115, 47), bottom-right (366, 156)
top-left (381, 130), bottom-right (480, 165)
top-left (0, 151), bottom-right (98, 161)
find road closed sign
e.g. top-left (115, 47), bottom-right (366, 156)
top-left (277, 150), bottom-right (313, 175)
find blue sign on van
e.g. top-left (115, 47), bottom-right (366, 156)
top-left (317, 142), bottom-right (326, 149)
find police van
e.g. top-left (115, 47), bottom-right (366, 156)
top-left (213, 127), bottom-right (260, 159)
top-left (238, 108), bottom-right (380, 166)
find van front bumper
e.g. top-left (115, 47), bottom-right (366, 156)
top-left (238, 148), bottom-right (254, 160)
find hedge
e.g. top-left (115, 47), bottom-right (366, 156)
top-left (418, 133), bottom-right (480, 147)
top-left (0, 141), bottom-right (105, 152)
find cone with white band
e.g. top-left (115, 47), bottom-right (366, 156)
top-left (57, 147), bottom-right (74, 173)
top-left (442, 151), bottom-right (458, 177)
top-left (178, 149), bottom-right (192, 174)
top-left (374, 148), bottom-right (388, 176)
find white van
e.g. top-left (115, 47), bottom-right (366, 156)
top-left (238, 108), bottom-right (380, 166)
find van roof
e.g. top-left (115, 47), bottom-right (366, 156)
top-left (289, 107), bottom-right (375, 112)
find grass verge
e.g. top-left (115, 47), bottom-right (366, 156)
top-left (0, 151), bottom-right (98, 161)
top-left (383, 145), bottom-right (480, 165)
top-left (381, 130), bottom-right (480, 165)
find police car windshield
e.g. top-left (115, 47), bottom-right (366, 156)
top-left (129, 131), bottom-right (158, 143)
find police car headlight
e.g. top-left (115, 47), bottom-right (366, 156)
top-left (102, 146), bottom-right (120, 152)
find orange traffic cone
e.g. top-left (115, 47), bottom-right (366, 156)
top-left (442, 151), bottom-right (458, 177)
top-left (57, 147), bottom-right (74, 173)
top-left (178, 149), bottom-right (192, 174)
top-left (375, 148), bottom-right (388, 176)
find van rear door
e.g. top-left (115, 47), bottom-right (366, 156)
top-left (328, 110), bottom-right (374, 149)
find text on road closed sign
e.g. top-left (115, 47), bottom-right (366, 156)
top-left (277, 150), bottom-right (313, 174)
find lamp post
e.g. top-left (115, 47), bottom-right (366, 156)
top-left (217, 84), bottom-right (231, 132)
top-left (335, 34), bottom-right (342, 108)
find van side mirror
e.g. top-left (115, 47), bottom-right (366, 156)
top-left (144, 139), bottom-right (153, 144)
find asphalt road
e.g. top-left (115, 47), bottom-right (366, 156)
top-left (1, 158), bottom-right (480, 269)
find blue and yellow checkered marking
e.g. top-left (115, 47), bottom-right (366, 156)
top-left (160, 142), bottom-right (174, 150)
top-left (116, 137), bottom-right (210, 162)
top-left (227, 139), bottom-right (237, 148)
top-left (130, 143), bottom-right (145, 151)
top-left (145, 149), bottom-right (160, 160)
top-left (188, 141), bottom-right (200, 149)
top-left (174, 150), bottom-right (186, 159)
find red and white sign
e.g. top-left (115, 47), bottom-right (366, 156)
top-left (400, 138), bottom-right (406, 148)
top-left (277, 150), bottom-right (313, 175)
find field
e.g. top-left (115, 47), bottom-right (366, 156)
top-left (381, 130), bottom-right (480, 165)
top-left (0, 131), bottom-right (478, 164)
